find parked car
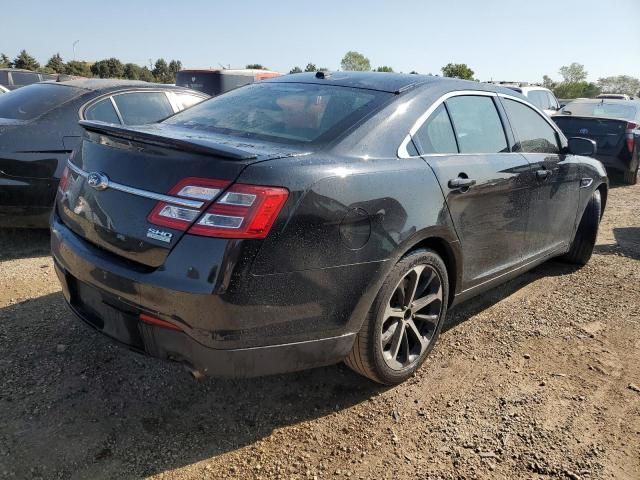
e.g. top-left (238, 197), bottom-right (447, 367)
top-left (553, 99), bottom-right (640, 184)
top-left (51, 72), bottom-right (607, 385)
top-left (176, 68), bottom-right (281, 96)
top-left (0, 68), bottom-right (57, 90)
top-left (597, 93), bottom-right (633, 100)
top-left (0, 79), bottom-right (208, 227)
top-left (502, 84), bottom-right (561, 116)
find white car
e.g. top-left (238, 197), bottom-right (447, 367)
top-left (505, 85), bottom-right (561, 116)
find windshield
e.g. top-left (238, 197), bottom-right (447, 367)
top-left (560, 101), bottom-right (637, 121)
top-left (165, 82), bottom-right (390, 144)
top-left (0, 83), bottom-right (83, 120)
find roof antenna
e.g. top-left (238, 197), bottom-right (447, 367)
top-left (315, 71), bottom-right (330, 79)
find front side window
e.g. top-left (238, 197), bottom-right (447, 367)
top-left (503, 98), bottom-right (559, 154)
top-left (85, 98), bottom-right (121, 124)
top-left (413, 104), bottom-right (458, 154)
top-left (113, 91), bottom-right (174, 125)
top-left (11, 71), bottom-right (40, 86)
top-left (445, 95), bottom-right (508, 154)
top-left (166, 82), bottom-right (390, 144)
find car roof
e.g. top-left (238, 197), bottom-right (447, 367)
top-left (0, 68), bottom-right (39, 73)
top-left (263, 71), bottom-right (492, 94)
top-left (39, 78), bottom-right (206, 94)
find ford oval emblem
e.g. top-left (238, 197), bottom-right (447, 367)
top-left (579, 128), bottom-right (589, 135)
top-left (86, 172), bottom-right (109, 191)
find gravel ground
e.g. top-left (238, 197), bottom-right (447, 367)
top-left (0, 183), bottom-right (638, 480)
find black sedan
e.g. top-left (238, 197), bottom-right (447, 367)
top-left (553, 99), bottom-right (640, 184)
top-left (50, 72), bottom-right (607, 385)
top-left (0, 79), bottom-right (208, 227)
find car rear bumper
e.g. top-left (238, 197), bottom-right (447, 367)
top-left (50, 210), bottom-right (380, 377)
top-left (0, 174), bottom-right (57, 228)
top-left (593, 154), bottom-right (633, 173)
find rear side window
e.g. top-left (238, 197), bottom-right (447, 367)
top-left (85, 98), bottom-right (121, 124)
top-left (445, 96), bottom-right (508, 154)
top-left (112, 91), bottom-right (174, 125)
top-left (527, 90), bottom-right (549, 110)
top-left (503, 99), bottom-right (559, 154)
top-left (166, 82), bottom-right (390, 144)
top-left (174, 92), bottom-right (206, 110)
top-left (413, 104), bottom-right (458, 154)
top-left (11, 71), bottom-right (40, 86)
top-left (0, 83), bottom-right (82, 120)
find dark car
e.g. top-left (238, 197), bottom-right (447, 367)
top-left (0, 68), bottom-right (58, 90)
top-left (176, 68), bottom-right (281, 96)
top-left (553, 99), bottom-right (640, 184)
top-left (50, 72), bottom-right (607, 385)
top-left (0, 79), bottom-right (208, 227)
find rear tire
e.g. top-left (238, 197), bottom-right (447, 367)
top-left (344, 249), bottom-right (448, 385)
top-left (561, 189), bottom-right (601, 265)
top-left (623, 165), bottom-right (638, 185)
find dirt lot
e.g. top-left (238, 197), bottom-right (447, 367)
top-left (0, 183), bottom-right (638, 480)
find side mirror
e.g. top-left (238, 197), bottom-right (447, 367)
top-left (568, 137), bottom-right (597, 156)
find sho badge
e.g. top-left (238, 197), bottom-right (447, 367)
top-left (87, 172), bottom-right (109, 191)
top-left (146, 227), bottom-right (173, 243)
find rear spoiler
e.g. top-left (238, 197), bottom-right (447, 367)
top-left (78, 120), bottom-right (258, 160)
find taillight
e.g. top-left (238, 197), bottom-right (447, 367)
top-left (188, 183), bottom-right (289, 239)
top-left (626, 122), bottom-right (638, 153)
top-left (147, 177), bottom-right (230, 230)
top-left (58, 166), bottom-right (70, 193)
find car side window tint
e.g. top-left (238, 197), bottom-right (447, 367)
top-left (175, 92), bottom-right (206, 110)
top-left (84, 98), bottom-right (121, 124)
top-left (547, 91), bottom-right (558, 110)
top-left (11, 71), bottom-right (40, 86)
top-left (445, 96), bottom-right (508, 154)
top-left (112, 91), bottom-right (174, 125)
top-left (405, 139), bottom-right (419, 156)
top-left (503, 98), bottom-right (560, 154)
top-left (413, 104), bottom-right (458, 154)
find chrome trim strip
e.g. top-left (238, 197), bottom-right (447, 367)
top-left (580, 178), bottom-right (594, 188)
top-left (66, 161), bottom-right (204, 209)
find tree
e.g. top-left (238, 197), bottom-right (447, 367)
top-left (558, 63), bottom-right (587, 83)
top-left (152, 58), bottom-right (172, 83)
top-left (0, 54), bottom-right (11, 68)
top-left (138, 66), bottom-right (155, 82)
top-left (13, 50), bottom-right (40, 70)
top-left (246, 64), bottom-right (265, 69)
top-left (91, 58), bottom-right (125, 78)
top-left (441, 63), bottom-right (474, 80)
top-left (597, 75), bottom-right (640, 95)
top-left (289, 66), bottom-right (302, 74)
top-left (375, 66), bottom-right (394, 72)
top-left (168, 60), bottom-right (182, 79)
top-left (553, 81), bottom-right (600, 99)
top-left (123, 63), bottom-right (142, 80)
top-left (65, 60), bottom-right (92, 77)
top-left (304, 63), bottom-right (317, 72)
top-left (45, 53), bottom-right (66, 74)
top-left (409, 70), bottom-right (419, 75)
top-left (340, 51), bottom-right (370, 71)
top-left (542, 75), bottom-right (556, 90)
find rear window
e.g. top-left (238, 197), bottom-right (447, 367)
top-left (11, 71), bottom-right (40, 86)
top-left (176, 71), bottom-right (254, 96)
top-left (560, 101), bottom-right (637, 121)
top-left (165, 82), bottom-right (390, 144)
top-left (0, 83), bottom-right (82, 120)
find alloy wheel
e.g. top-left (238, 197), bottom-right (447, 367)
top-left (380, 264), bottom-right (444, 371)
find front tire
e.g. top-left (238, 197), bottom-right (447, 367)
top-left (345, 249), bottom-right (448, 385)
top-left (561, 189), bottom-right (601, 265)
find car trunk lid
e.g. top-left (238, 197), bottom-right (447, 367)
top-left (57, 121), bottom-right (304, 267)
top-left (553, 115), bottom-right (629, 157)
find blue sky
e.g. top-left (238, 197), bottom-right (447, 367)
top-left (4, 0), bottom-right (639, 82)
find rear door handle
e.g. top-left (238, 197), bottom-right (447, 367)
top-left (536, 169), bottom-right (551, 180)
top-left (448, 177), bottom-right (476, 189)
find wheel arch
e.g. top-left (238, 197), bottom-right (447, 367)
top-left (595, 182), bottom-right (607, 219)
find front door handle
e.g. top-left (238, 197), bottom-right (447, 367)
top-left (448, 177), bottom-right (476, 189)
top-left (536, 169), bottom-right (551, 180)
